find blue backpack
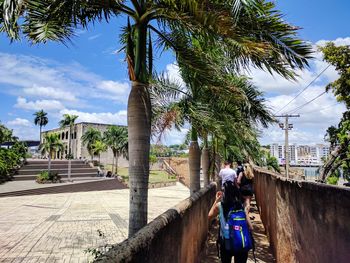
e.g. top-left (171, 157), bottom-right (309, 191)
top-left (218, 203), bottom-right (253, 253)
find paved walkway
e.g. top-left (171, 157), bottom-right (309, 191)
top-left (0, 183), bottom-right (189, 263)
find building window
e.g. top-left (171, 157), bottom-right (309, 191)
top-left (65, 131), bottom-right (68, 140)
top-left (74, 132), bottom-right (77, 139)
top-left (58, 134), bottom-right (60, 140)
top-left (62, 132), bottom-right (65, 140)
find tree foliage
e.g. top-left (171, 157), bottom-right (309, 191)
top-left (320, 43), bottom-right (350, 183)
top-left (0, 124), bottom-right (27, 183)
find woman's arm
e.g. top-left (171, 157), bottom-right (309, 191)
top-left (245, 211), bottom-right (253, 231)
top-left (208, 191), bottom-right (222, 221)
top-left (236, 172), bottom-right (243, 188)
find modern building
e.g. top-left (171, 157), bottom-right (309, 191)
top-left (270, 143), bottom-right (298, 165)
top-left (269, 143), bottom-right (330, 165)
top-left (41, 122), bottom-right (128, 166)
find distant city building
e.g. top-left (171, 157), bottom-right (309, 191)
top-left (41, 122), bottom-right (128, 166)
top-left (269, 143), bottom-right (330, 165)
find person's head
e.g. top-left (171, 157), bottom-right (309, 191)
top-left (222, 181), bottom-right (242, 215)
top-left (237, 160), bottom-right (242, 166)
top-left (244, 163), bottom-right (254, 179)
top-left (224, 160), bottom-right (231, 167)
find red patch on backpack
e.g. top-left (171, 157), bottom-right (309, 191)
top-left (234, 226), bottom-right (241, 231)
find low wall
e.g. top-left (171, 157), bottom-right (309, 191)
top-left (160, 157), bottom-right (190, 187)
top-left (254, 167), bottom-right (350, 263)
top-left (95, 183), bottom-right (216, 263)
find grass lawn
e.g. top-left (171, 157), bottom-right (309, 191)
top-left (105, 166), bottom-right (176, 184)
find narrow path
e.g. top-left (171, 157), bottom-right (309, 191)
top-left (200, 199), bottom-right (275, 263)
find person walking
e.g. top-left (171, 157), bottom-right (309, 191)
top-left (208, 181), bottom-right (253, 263)
top-left (237, 163), bottom-right (254, 215)
top-left (219, 160), bottom-right (237, 187)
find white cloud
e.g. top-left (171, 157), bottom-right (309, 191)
top-left (161, 128), bottom-right (189, 146)
top-left (7, 118), bottom-right (31, 127)
top-left (0, 52), bottom-right (128, 107)
top-left (59, 109), bottom-right (128, 125)
top-left (23, 84), bottom-right (77, 101)
top-left (15, 97), bottom-right (65, 111)
top-left (88, 34), bottom-right (102, 40)
top-left (95, 80), bottom-right (130, 103)
top-left (165, 63), bottom-right (186, 87)
top-left (253, 37), bottom-right (350, 146)
top-left (316, 37), bottom-right (350, 47)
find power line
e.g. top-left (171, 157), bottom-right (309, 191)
top-left (286, 91), bottom-right (327, 114)
top-left (300, 102), bottom-right (339, 114)
top-left (274, 65), bottom-right (331, 114)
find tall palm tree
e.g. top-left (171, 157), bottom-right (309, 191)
top-left (39, 133), bottom-right (63, 173)
top-left (34, 110), bottom-right (48, 143)
top-left (59, 114), bottom-right (78, 158)
top-left (2, 0), bottom-right (312, 236)
top-left (81, 127), bottom-right (102, 161)
top-left (92, 140), bottom-right (107, 164)
top-left (103, 125), bottom-right (128, 175)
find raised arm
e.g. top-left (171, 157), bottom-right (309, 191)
top-left (208, 191), bottom-right (223, 221)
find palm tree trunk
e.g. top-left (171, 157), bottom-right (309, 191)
top-left (116, 154), bottom-right (119, 175)
top-left (128, 81), bottom-right (151, 237)
top-left (189, 128), bottom-right (201, 195)
top-left (39, 125), bottom-right (42, 144)
top-left (112, 153), bottom-right (115, 175)
top-left (201, 136), bottom-right (210, 187)
top-left (48, 154), bottom-right (51, 174)
top-left (68, 126), bottom-right (72, 158)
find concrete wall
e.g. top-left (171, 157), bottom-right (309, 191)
top-left (161, 157), bottom-right (190, 187)
top-left (254, 167), bottom-right (350, 263)
top-left (94, 183), bottom-right (216, 263)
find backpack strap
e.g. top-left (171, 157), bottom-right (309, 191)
top-left (218, 202), bottom-right (226, 236)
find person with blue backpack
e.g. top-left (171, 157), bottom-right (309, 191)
top-left (208, 181), bottom-right (254, 263)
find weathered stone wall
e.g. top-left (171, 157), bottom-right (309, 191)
top-left (94, 183), bottom-right (216, 263)
top-left (161, 157), bottom-right (190, 187)
top-left (254, 167), bottom-right (350, 263)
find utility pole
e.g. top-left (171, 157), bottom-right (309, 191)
top-left (275, 114), bottom-right (300, 179)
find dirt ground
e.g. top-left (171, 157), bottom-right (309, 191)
top-left (200, 199), bottom-right (276, 263)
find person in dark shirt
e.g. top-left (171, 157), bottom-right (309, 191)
top-left (237, 163), bottom-right (254, 215)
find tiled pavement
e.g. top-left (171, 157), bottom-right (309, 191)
top-left (0, 183), bottom-right (189, 263)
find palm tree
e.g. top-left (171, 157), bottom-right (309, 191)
top-left (2, 0), bottom-right (312, 236)
top-left (33, 110), bottom-right (49, 143)
top-left (92, 140), bottom-right (107, 164)
top-left (59, 114), bottom-right (78, 158)
top-left (39, 133), bottom-right (63, 173)
top-left (152, 63), bottom-right (275, 193)
top-left (103, 126), bottom-right (128, 175)
top-left (81, 127), bottom-right (102, 161)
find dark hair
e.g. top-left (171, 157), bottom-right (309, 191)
top-left (224, 160), bottom-right (231, 166)
top-left (237, 160), bottom-right (242, 166)
top-left (222, 181), bottom-right (243, 219)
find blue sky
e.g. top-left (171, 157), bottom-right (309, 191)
top-left (0, 0), bottom-right (349, 145)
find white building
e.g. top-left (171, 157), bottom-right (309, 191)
top-left (269, 143), bottom-right (330, 165)
top-left (41, 122), bottom-right (128, 166)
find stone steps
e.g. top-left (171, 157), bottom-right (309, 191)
top-left (15, 159), bottom-right (98, 181)
top-left (24, 164), bottom-right (89, 169)
top-left (17, 168), bottom-right (97, 175)
top-left (14, 172), bottom-right (98, 181)
top-left (0, 178), bottom-right (127, 198)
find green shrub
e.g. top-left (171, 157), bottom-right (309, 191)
top-left (327, 175), bottom-right (339, 185)
top-left (36, 171), bottom-right (61, 183)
